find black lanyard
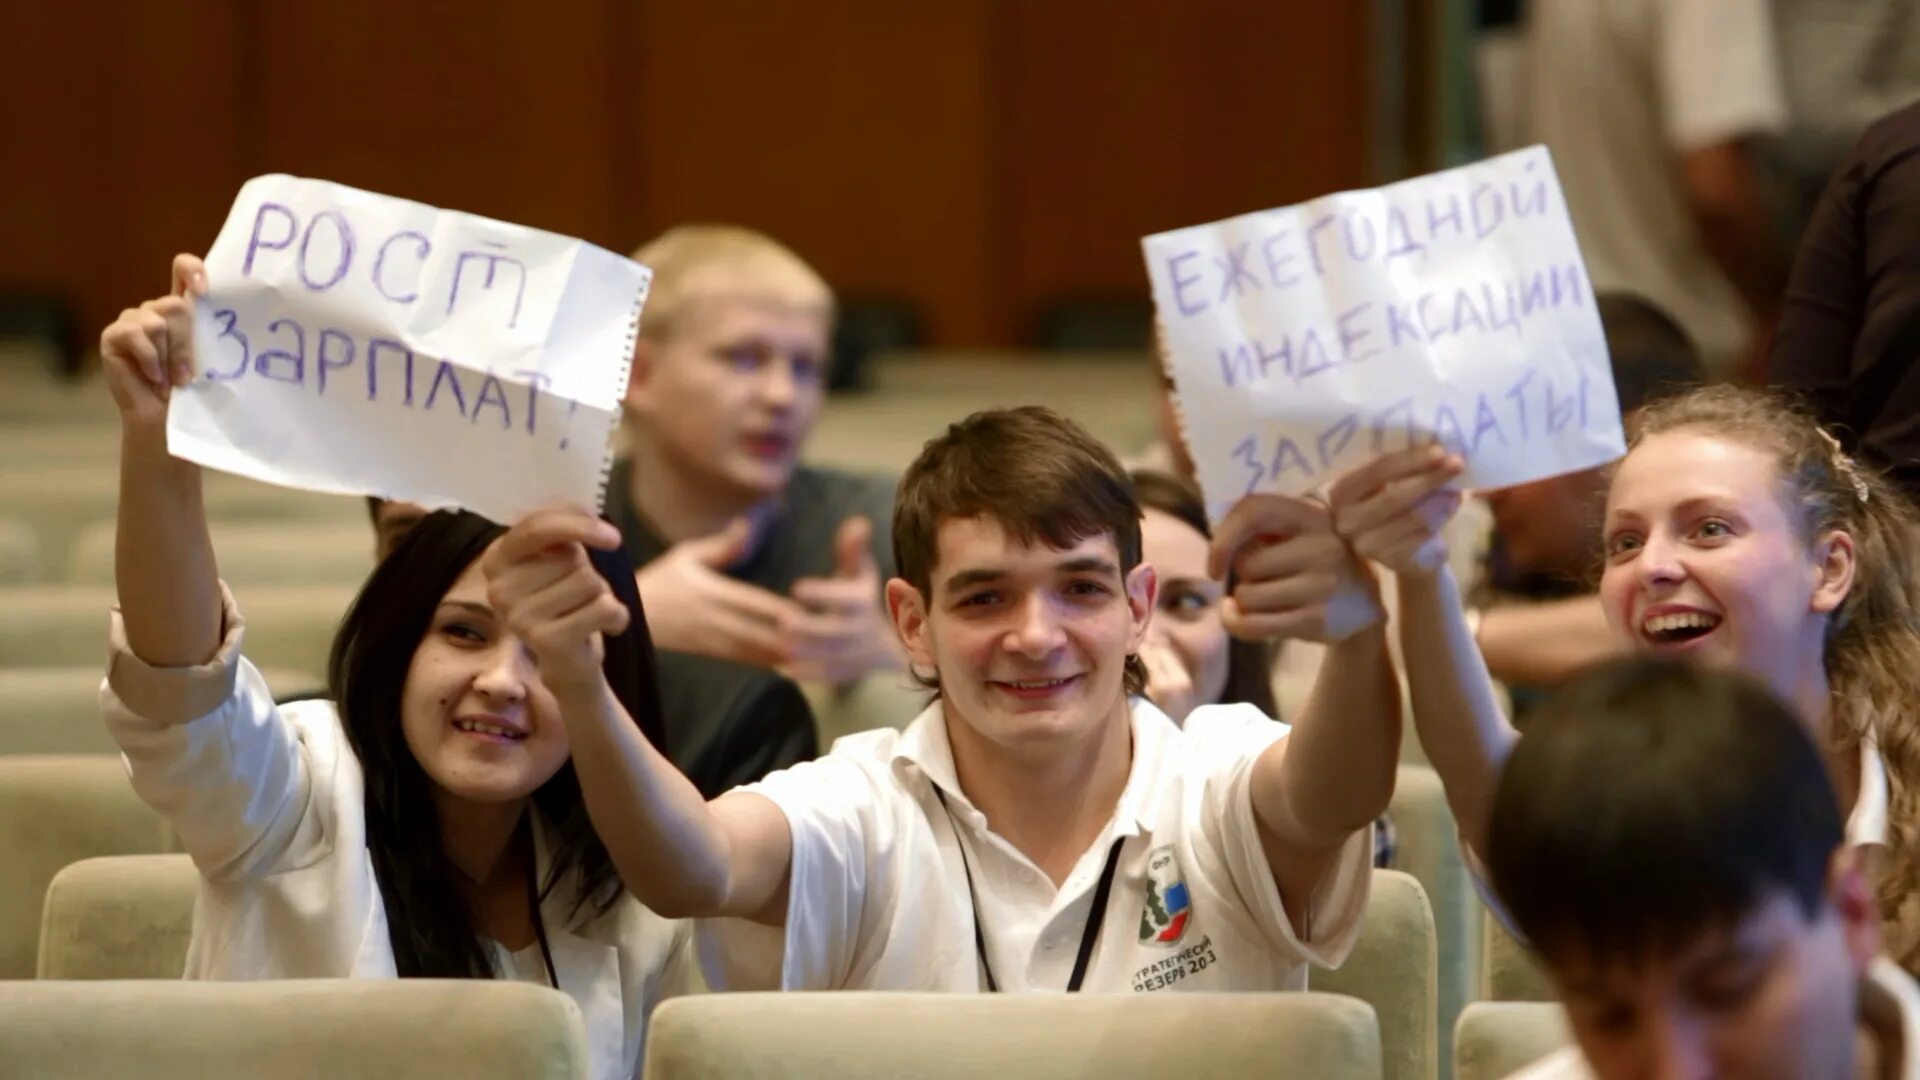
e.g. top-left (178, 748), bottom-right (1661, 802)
top-left (934, 789), bottom-right (1126, 993)
top-left (524, 819), bottom-right (560, 991)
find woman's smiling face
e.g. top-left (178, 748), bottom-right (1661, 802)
top-left (1598, 431), bottom-right (1848, 696)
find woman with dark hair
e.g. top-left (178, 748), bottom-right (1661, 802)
top-left (100, 256), bottom-right (685, 1080)
top-left (1130, 470), bottom-right (1277, 721)
top-left (1131, 469), bottom-right (1395, 868)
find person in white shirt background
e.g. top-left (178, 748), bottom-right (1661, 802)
top-left (543, 403), bottom-right (1436, 993)
top-left (1523, 0), bottom-right (1788, 381)
top-left (1487, 658), bottom-right (1920, 1080)
top-left (98, 255), bottom-right (688, 1080)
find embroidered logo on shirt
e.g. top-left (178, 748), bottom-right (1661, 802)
top-left (1137, 845), bottom-right (1192, 946)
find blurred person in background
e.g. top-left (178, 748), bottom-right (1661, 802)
top-left (611, 225), bottom-right (899, 688)
top-left (1523, 0), bottom-right (1789, 381)
top-left (1769, 1), bottom-right (1920, 235)
top-left (1771, 99), bottom-right (1920, 508)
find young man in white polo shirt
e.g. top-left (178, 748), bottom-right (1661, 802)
top-left (1484, 659), bottom-right (1920, 1079)
top-left (560, 406), bottom-right (1405, 992)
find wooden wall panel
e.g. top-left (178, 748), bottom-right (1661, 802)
top-left (240, 0), bottom-right (628, 244)
top-left (0, 2), bottom-right (245, 343)
top-left (1, 1), bottom-right (1372, 353)
top-left (1003, 1), bottom-right (1372, 336)
top-left (629, 0), bottom-right (999, 343)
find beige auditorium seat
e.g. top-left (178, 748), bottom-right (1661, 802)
top-left (39, 854), bottom-right (196, 979)
top-left (0, 586), bottom-right (116, 668)
top-left (0, 373), bottom-right (118, 425)
top-left (0, 421), bottom-right (122, 469)
top-left (0, 583), bottom-right (354, 675)
top-left (0, 580), bottom-right (114, 664)
top-left (1312, 869), bottom-right (1436, 1080)
top-left (0, 666), bottom-right (324, 755)
top-left (0, 466), bottom-right (118, 580)
top-left (806, 353), bottom-right (1159, 476)
top-left (0, 467), bottom-right (362, 580)
top-left (803, 670), bottom-right (928, 746)
top-left (645, 991), bottom-right (1383, 1080)
top-left (1454, 1002), bottom-right (1572, 1080)
top-left (68, 518), bottom-right (375, 591)
top-left (0, 517), bottom-right (39, 584)
top-left (0, 979), bottom-right (588, 1080)
top-left (1388, 764), bottom-right (1479, 1074)
top-left (1482, 909), bottom-right (1554, 1002)
top-left (0, 755), bottom-right (171, 979)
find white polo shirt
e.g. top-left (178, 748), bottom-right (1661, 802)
top-left (695, 698), bottom-right (1373, 993)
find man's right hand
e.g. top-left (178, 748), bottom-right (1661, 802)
top-left (100, 254), bottom-right (207, 431)
top-left (634, 519), bottom-right (805, 669)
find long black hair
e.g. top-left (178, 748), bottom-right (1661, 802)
top-left (327, 509), bottom-right (665, 979)
top-left (1130, 469), bottom-right (1279, 716)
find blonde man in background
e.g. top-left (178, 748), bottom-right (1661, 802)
top-left (611, 226), bottom-right (899, 687)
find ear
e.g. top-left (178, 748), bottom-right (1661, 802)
top-left (1124, 563), bottom-right (1158, 654)
top-left (885, 577), bottom-right (937, 673)
top-left (1829, 848), bottom-right (1881, 976)
top-left (1808, 529), bottom-right (1857, 616)
top-left (624, 337), bottom-right (657, 415)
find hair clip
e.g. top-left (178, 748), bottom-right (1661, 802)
top-left (1816, 429), bottom-right (1872, 504)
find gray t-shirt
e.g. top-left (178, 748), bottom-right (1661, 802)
top-left (604, 458), bottom-right (897, 590)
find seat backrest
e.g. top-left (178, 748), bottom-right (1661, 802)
top-left (68, 519), bottom-right (374, 591)
top-left (229, 584), bottom-right (359, 675)
top-left (39, 853), bottom-right (197, 979)
top-left (0, 755), bottom-right (171, 978)
top-left (1311, 868), bottom-right (1437, 1080)
top-left (0, 585), bottom-right (117, 668)
top-left (1454, 1001), bottom-right (1572, 1080)
top-left (1387, 764), bottom-right (1478, 1073)
top-left (0, 422), bottom-right (121, 471)
top-left (0, 468), bottom-right (119, 579)
top-left (0, 467), bottom-right (361, 583)
top-left (0, 666), bottom-right (322, 755)
top-left (644, 991), bottom-right (1384, 1080)
top-left (0, 979), bottom-right (589, 1080)
top-left (0, 583), bottom-right (350, 677)
top-left (1482, 908), bottom-right (1555, 1002)
top-left (0, 516), bottom-right (39, 585)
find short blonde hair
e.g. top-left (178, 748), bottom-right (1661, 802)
top-left (629, 225), bottom-right (833, 340)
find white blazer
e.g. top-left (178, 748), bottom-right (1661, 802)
top-left (102, 590), bottom-right (689, 1080)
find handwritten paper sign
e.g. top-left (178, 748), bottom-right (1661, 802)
top-left (1143, 146), bottom-right (1623, 521)
top-left (169, 174), bottom-right (649, 523)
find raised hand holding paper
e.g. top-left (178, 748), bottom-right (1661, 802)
top-left (170, 175), bottom-right (649, 523)
top-left (1143, 146), bottom-right (1623, 521)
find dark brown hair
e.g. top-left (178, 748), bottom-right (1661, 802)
top-left (893, 406), bottom-right (1146, 695)
top-left (1130, 469), bottom-right (1278, 716)
top-left (1489, 658), bottom-right (1844, 968)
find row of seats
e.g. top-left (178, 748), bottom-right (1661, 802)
top-left (27, 850), bottom-right (1459, 1077)
top-left (0, 977), bottom-right (1571, 1079)
top-left (0, 750), bottom-right (1553, 1079)
top-left (0, 475), bottom-right (368, 585)
top-left (0, 585), bottom-right (350, 674)
top-left (14, 882), bottom-right (1568, 1080)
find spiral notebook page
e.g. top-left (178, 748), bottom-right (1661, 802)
top-left (169, 174), bottom-right (649, 524)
